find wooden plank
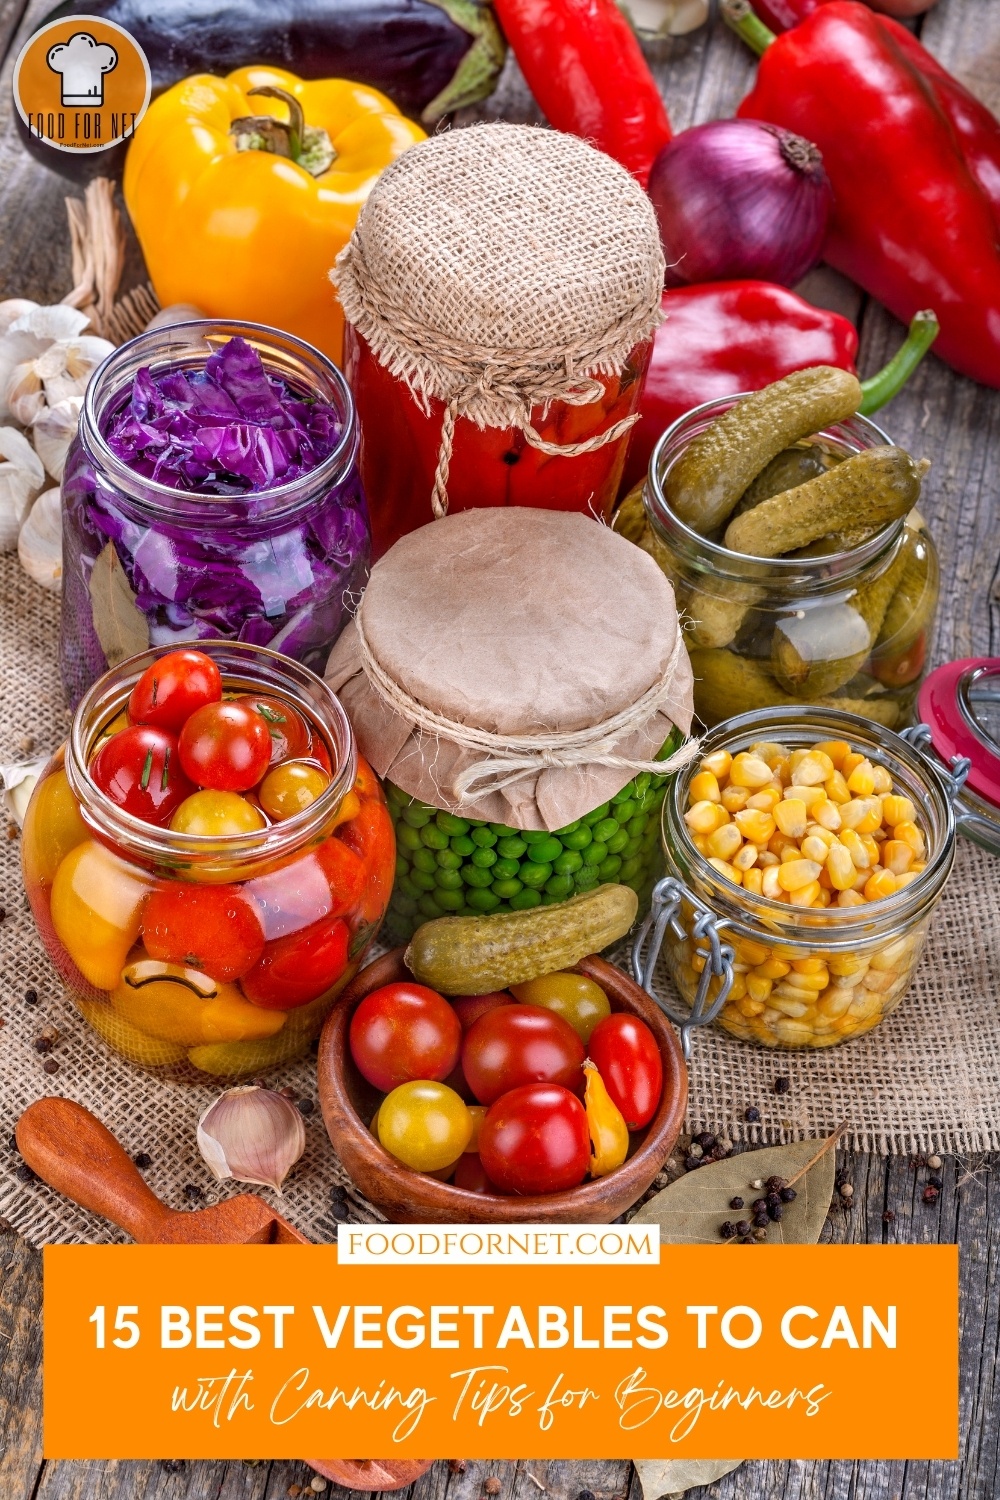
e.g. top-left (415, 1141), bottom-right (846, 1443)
top-left (0, 1230), bottom-right (44, 1497)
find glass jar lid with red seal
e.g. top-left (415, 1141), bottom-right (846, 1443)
top-left (912, 658), bottom-right (1000, 855)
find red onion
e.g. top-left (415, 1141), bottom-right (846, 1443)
top-left (648, 118), bottom-right (833, 288)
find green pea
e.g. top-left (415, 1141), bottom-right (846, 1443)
top-left (492, 857), bottom-right (520, 880)
top-left (471, 846), bottom-right (498, 869)
top-left (496, 836), bottom-right (528, 860)
top-left (435, 889), bottom-right (467, 911)
top-left (582, 841), bottom-right (608, 867)
top-left (627, 814), bottom-right (648, 839)
top-left (553, 850), bottom-right (583, 876)
top-left (411, 847), bottom-right (438, 874)
top-left (555, 820), bottom-right (580, 836)
top-left (598, 856), bottom-right (622, 880)
top-left (527, 836), bottom-right (563, 864)
top-left (461, 864), bottom-right (495, 888)
top-left (612, 783), bottom-right (637, 806)
top-left (540, 892), bottom-right (563, 905)
top-left (401, 805), bottom-right (432, 828)
top-left (470, 826), bottom-right (497, 848)
top-left (435, 868), bottom-right (464, 890)
top-left (393, 894), bottom-right (419, 916)
top-left (399, 876), bottom-right (422, 900)
top-left (491, 878), bottom-right (523, 899)
top-left (451, 835), bottom-right (476, 857)
top-left (605, 828), bottom-right (630, 855)
top-left (466, 888), bottom-right (501, 913)
top-left (622, 835), bottom-right (643, 859)
top-left (583, 802), bottom-right (611, 825)
top-left (519, 861), bottom-right (553, 889)
top-left (410, 869), bottom-right (437, 892)
top-left (395, 854), bottom-right (410, 879)
top-left (419, 893), bottom-right (444, 919)
top-left (614, 798), bottom-right (638, 823)
top-left (436, 810), bottom-right (471, 836)
top-left (574, 864), bottom-right (599, 890)
top-left (420, 823), bottom-right (449, 851)
top-left (592, 817), bottom-right (620, 844)
top-left (634, 773), bottom-right (651, 795)
top-left (509, 888), bottom-right (542, 910)
top-left (489, 822), bottom-right (519, 837)
top-left (397, 824), bottom-right (423, 852)
top-left (619, 857), bottom-right (642, 881)
top-left (436, 848), bottom-right (463, 870)
top-left (560, 825), bottom-right (593, 851)
top-left (544, 874), bottom-right (574, 899)
top-left (521, 829), bottom-right (552, 844)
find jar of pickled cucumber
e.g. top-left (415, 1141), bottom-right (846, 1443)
top-left (615, 397), bottom-right (939, 730)
top-left (22, 642), bottom-right (394, 1079)
top-left (633, 706), bottom-right (957, 1051)
top-left (326, 508), bottom-right (695, 942)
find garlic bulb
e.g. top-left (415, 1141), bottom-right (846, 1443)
top-left (19, 486), bottom-right (62, 592)
top-left (0, 758), bottom-right (48, 826)
top-left (33, 396), bottom-right (83, 480)
top-left (618, 0), bottom-right (708, 35)
top-left (197, 1086), bottom-right (306, 1194)
top-left (0, 299), bottom-right (40, 335)
top-left (0, 304), bottom-right (113, 426)
top-left (0, 427), bottom-right (45, 551)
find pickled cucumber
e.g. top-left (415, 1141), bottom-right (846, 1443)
top-left (871, 523), bottom-right (937, 687)
top-left (734, 443), bottom-right (843, 515)
top-left (664, 367), bottom-right (862, 535)
top-left (724, 447), bottom-right (927, 558)
top-left (405, 883), bottom-right (639, 996)
top-left (689, 648), bottom-right (901, 728)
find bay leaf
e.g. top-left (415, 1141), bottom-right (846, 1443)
top-left (635, 1457), bottom-right (742, 1500)
top-left (88, 541), bottom-right (149, 667)
top-left (631, 1137), bottom-right (836, 1245)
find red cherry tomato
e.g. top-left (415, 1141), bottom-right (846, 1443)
top-left (349, 982), bottom-right (462, 1092)
top-left (241, 914), bottom-right (350, 1009)
top-left (128, 649), bottom-right (221, 732)
top-left (442, 1057), bottom-right (475, 1103)
top-left (453, 1153), bottom-right (504, 1195)
top-left (178, 701), bottom-right (273, 792)
top-left (479, 1084), bottom-right (589, 1195)
top-left (314, 837), bottom-right (367, 917)
top-left (232, 694), bottom-right (312, 765)
top-left (462, 1005), bottom-right (585, 1106)
top-left (452, 992), bottom-right (512, 1031)
top-left (587, 1013), bottom-right (663, 1129)
top-left (141, 882), bottom-right (264, 982)
top-left (90, 725), bottom-right (195, 825)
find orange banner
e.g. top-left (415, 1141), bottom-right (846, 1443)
top-left (43, 1243), bottom-right (958, 1460)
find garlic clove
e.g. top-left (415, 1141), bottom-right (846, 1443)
top-left (64, 334), bottom-right (115, 378)
top-left (0, 427), bottom-right (45, 550)
top-left (33, 397), bottom-right (83, 480)
top-left (197, 1086), bottom-right (307, 1195)
top-left (0, 758), bottom-right (49, 826)
top-left (10, 304), bottom-right (92, 341)
top-left (618, 0), bottom-right (708, 34)
top-left (19, 486), bottom-right (62, 591)
top-left (0, 299), bottom-right (39, 335)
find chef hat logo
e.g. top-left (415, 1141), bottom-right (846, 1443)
top-left (47, 32), bottom-right (118, 107)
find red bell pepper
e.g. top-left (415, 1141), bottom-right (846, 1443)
top-left (726, 0), bottom-right (1000, 388)
top-left (491, 0), bottom-right (671, 186)
top-left (620, 281), bottom-right (937, 494)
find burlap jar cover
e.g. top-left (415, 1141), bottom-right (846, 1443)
top-left (332, 122), bottom-right (665, 517)
top-left (325, 508), bottom-right (696, 828)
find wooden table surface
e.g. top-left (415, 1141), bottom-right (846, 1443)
top-left (0, 0), bottom-right (998, 1496)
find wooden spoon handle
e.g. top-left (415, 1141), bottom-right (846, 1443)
top-left (16, 1097), bottom-right (174, 1242)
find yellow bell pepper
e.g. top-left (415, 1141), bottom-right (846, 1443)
top-left (110, 955), bottom-right (286, 1046)
top-left (123, 67), bottom-right (426, 362)
top-left (50, 840), bottom-right (151, 991)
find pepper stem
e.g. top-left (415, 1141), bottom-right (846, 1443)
top-left (859, 310), bottom-right (940, 414)
top-left (230, 86), bottom-right (336, 178)
top-left (721, 0), bottom-right (776, 55)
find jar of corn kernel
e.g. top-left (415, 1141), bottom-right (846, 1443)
top-left (642, 705), bottom-right (958, 1049)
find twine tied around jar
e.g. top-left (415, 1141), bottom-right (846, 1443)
top-left (333, 123), bottom-right (665, 519)
top-left (353, 609), bottom-right (699, 801)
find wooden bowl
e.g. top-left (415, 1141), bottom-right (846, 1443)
top-left (317, 948), bottom-right (687, 1224)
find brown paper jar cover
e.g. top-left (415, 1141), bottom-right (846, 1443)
top-left (325, 509), bottom-right (694, 832)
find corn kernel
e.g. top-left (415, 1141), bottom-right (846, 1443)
top-left (746, 786), bottom-right (782, 811)
top-left (859, 833), bottom-right (881, 866)
top-left (911, 859), bottom-right (926, 873)
top-left (801, 833), bottom-right (832, 864)
top-left (790, 752), bottom-right (833, 786)
top-left (778, 858), bottom-right (823, 892)
top-left (734, 937), bottom-right (770, 965)
top-left (734, 808), bottom-right (776, 844)
top-left (789, 880), bottom-right (822, 907)
top-left (881, 839), bottom-right (915, 875)
top-left (737, 996), bottom-right (766, 1018)
top-left (721, 785), bottom-right (751, 813)
top-left (784, 967), bottom-right (829, 990)
top-left (785, 783), bottom-right (827, 809)
top-left (701, 750), bottom-right (732, 779)
top-left (750, 741), bottom-right (789, 768)
top-left (780, 844), bottom-right (804, 863)
top-left (818, 866), bottom-right (834, 890)
top-left (805, 823), bottom-right (836, 845)
top-left (841, 750), bottom-right (866, 777)
top-left (728, 973), bottom-right (748, 1000)
top-left (746, 973), bottom-right (773, 1003)
top-left (742, 868), bottom-right (764, 895)
top-left (871, 764), bottom-right (893, 794)
top-left (690, 770), bottom-right (721, 804)
top-left (837, 888), bottom-right (865, 907)
top-left (837, 797), bottom-right (868, 830)
top-left (864, 869), bottom-right (897, 901)
top-left (774, 798), bottom-right (808, 838)
top-left (826, 842), bottom-right (857, 890)
top-left (856, 800), bottom-right (885, 835)
top-left (757, 850), bottom-right (780, 866)
top-left (733, 842), bottom-right (759, 872)
top-left (812, 797), bottom-right (842, 832)
top-left (824, 770), bottom-right (852, 804)
top-left (691, 833), bottom-right (710, 855)
top-left (755, 957), bottom-right (791, 980)
top-left (895, 871), bottom-right (921, 889)
top-left (814, 739), bottom-right (851, 769)
top-left (685, 799), bottom-right (725, 833)
top-left (828, 953), bottom-right (867, 976)
top-left (818, 990), bottom-right (853, 1018)
top-left (882, 794), bottom-right (916, 827)
top-left (709, 856), bottom-right (742, 886)
top-left (893, 820), bottom-right (926, 857)
top-left (770, 993), bottom-right (810, 1017)
top-left (791, 957), bottom-right (827, 976)
top-left (840, 828), bottom-right (870, 868)
top-left (761, 865), bottom-right (784, 900)
top-left (817, 888), bottom-right (832, 906)
top-left (729, 753), bottom-right (775, 788)
top-left (691, 952), bottom-right (707, 974)
top-left (846, 758), bottom-right (876, 795)
top-left (707, 822), bottom-right (743, 860)
top-left (768, 831), bottom-right (798, 858)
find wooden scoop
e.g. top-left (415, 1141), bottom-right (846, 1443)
top-left (16, 1097), bottom-right (310, 1244)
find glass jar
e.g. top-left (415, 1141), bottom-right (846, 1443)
top-left (637, 397), bottom-right (939, 730)
top-left (346, 328), bottom-right (652, 560)
top-left (61, 320), bottom-right (370, 710)
top-left (22, 642), bottom-right (395, 1080)
top-left (384, 728), bottom-right (681, 945)
top-left (633, 706), bottom-right (956, 1051)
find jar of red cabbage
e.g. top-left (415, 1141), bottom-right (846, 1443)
top-left (61, 321), bottom-right (370, 709)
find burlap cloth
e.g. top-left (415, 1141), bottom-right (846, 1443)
top-left (0, 554), bottom-right (998, 1250)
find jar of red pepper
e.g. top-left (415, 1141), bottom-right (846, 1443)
top-left (21, 642), bottom-right (394, 1080)
top-left (334, 123), bottom-right (665, 558)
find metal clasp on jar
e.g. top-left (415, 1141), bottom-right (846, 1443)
top-left (901, 723), bottom-right (998, 848)
top-left (631, 876), bottom-right (734, 1060)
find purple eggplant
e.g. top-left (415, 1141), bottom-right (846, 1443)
top-left (20, 0), bottom-right (506, 180)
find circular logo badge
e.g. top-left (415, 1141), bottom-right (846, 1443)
top-left (13, 15), bottom-right (151, 154)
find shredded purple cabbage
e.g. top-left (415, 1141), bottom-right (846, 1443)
top-left (103, 337), bottom-right (341, 492)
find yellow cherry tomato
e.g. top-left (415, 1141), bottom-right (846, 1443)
top-left (510, 971), bottom-right (612, 1042)
top-left (377, 1081), bottom-right (472, 1172)
top-left (259, 760), bottom-right (330, 821)
top-left (170, 789), bottom-right (265, 835)
top-left (21, 765), bottom-right (89, 889)
top-left (583, 1060), bottom-right (629, 1179)
top-left (50, 839), bottom-right (151, 990)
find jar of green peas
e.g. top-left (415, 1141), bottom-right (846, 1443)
top-left (325, 509), bottom-right (695, 943)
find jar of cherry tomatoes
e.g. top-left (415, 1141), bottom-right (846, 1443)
top-left (22, 642), bottom-right (394, 1079)
top-left (334, 123), bottom-right (664, 558)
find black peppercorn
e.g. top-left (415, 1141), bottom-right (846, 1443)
top-left (729, 1196), bottom-right (744, 1210)
top-left (927, 1174), bottom-right (943, 1190)
top-left (183, 1183), bottom-right (204, 1201)
top-left (719, 1221), bottom-right (736, 1240)
top-left (684, 1155), bottom-right (701, 1171)
top-left (331, 1185), bottom-right (347, 1202)
top-left (780, 1187), bottom-right (797, 1202)
top-left (296, 1098), bottom-right (315, 1116)
top-left (753, 1212), bottom-right (769, 1230)
top-left (883, 1210), bottom-right (896, 1223)
top-left (33, 1037), bottom-right (53, 1054)
top-left (134, 1152), bottom-right (152, 1169)
top-left (752, 1198), bottom-right (768, 1215)
top-left (576, 1488), bottom-right (595, 1499)
top-left (734, 1220), bottom-right (751, 1237)
top-left (773, 1076), bottom-right (790, 1095)
top-left (16, 1163), bottom-right (36, 1183)
top-left (744, 1106), bottom-right (761, 1123)
top-left (23, 988), bottom-right (38, 1006)
top-left (331, 1201), bottom-right (349, 1222)
top-left (160, 1459), bottom-right (185, 1473)
top-left (694, 1132), bottom-right (716, 1150)
top-left (42, 1059), bottom-right (59, 1075)
top-left (765, 1175), bottom-right (787, 1191)
top-left (768, 1203), bottom-right (783, 1222)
